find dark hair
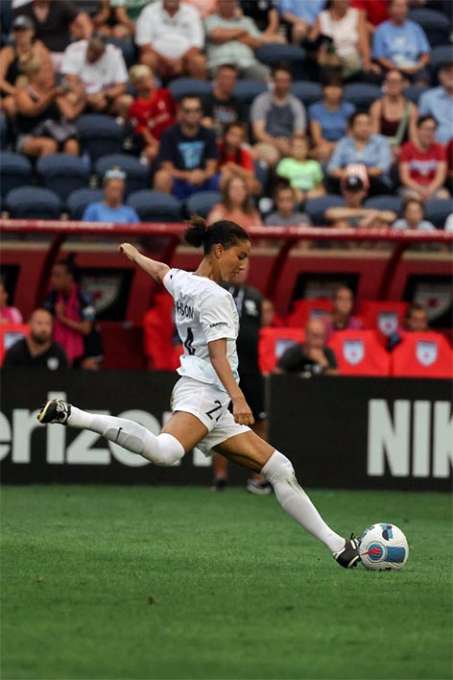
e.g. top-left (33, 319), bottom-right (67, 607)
top-left (274, 182), bottom-right (295, 199)
top-left (272, 63), bottom-right (292, 79)
top-left (185, 216), bottom-right (249, 255)
top-left (406, 302), bottom-right (427, 318)
top-left (216, 63), bottom-right (238, 74)
top-left (54, 253), bottom-right (78, 280)
top-left (179, 94), bottom-right (203, 108)
top-left (417, 115), bottom-right (437, 129)
top-left (349, 111), bottom-right (369, 127)
top-left (321, 73), bottom-right (343, 88)
top-left (403, 197), bottom-right (424, 213)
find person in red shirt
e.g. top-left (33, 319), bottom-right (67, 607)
top-left (350, 0), bottom-right (389, 29)
top-left (127, 64), bottom-right (176, 162)
top-left (218, 122), bottom-right (260, 194)
top-left (399, 115), bottom-right (449, 201)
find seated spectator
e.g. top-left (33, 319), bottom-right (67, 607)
top-left (0, 15), bottom-right (54, 118)
top-left (83, 168), bottom-right (140, 223)
top-left (399, 116), bottom-right (449, 201)
top-left (73, 325), bottom-right (104, 370)
top-left (136, 0), bottom-right (206, 80)
top-left (325, 285), bottom-right (362, 337)
top-left (251, 65), bottom-right (306, 166)
top-left (0, 280), bottom-right (23, 324)
top-left (61, 33), bottom-right (128, 115)
top-left (154, 95), bottom-right (219, 199)
top-left (277, 317), bottom-right (338, 375)
top-left (14, 57), bottom-right (80, 157)
top-left (261, 297), bottom-right (284, 327)
top-left (405, 302), bottom-right (429, 332)
top-left (265, 183), bottom-right (311, 226)
top-left (3, 308), bottom-right (68, 369)
top-left (218, 122), bottom-right (260, 195)
top-left (278, 0), bottom-right (325, 44)
top-left (207, 175), bottom-right (260, 229)
top-left (369, 69), bottom-right (418, 156)
top-left (202, 64), bottom-right (242, 137)
top-left (276, 135), bottom-right (325, 201)
top-left (327, 112), bottom-right (392, 195)
top-left (14, 0), bottom-right (92, 71)
top-left (205, 0), bottom-right (270, 81)
top-left (445, 213), bottom-right (453, 232)
top-left (44, 256), bottom-right (96, 366)
top-left (372, 0), bottom-right (430, 82)
top-left (240, 0), bottom-right (283, 40)
top-left (310, 0), bottom-right (373, 79)
top-left (350, 0), bottom-right (389, 29)
top-left (392, 198), bottom-right (435, 231)
top-left (309, 76), bottom-right (355, 162)
top-left (185, 0), bottom-right (217, 18)
top-left (325, 175), bottom-right (396, 228)
top-left (104, 0), bottom-right (150, 38)
top-left (126, 64), bottom-right (176, 162)
top-left (418, 61), bottom-right (453, 145)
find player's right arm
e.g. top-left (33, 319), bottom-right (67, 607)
top-left (119, 243), bottom-right (169, 284)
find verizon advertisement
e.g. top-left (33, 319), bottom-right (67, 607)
top-left (1, 370), bottom-right (451, 490)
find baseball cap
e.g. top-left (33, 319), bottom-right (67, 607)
top-left (343, 175), bottom-right (365, 192)
top-left (104, 167), bottom-right (126, 182)
top-left (12, 15), bottom-right (34, 31)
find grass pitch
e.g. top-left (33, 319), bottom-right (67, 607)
top-left (1, 486), bottom-right (452, 680)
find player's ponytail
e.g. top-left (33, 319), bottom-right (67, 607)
top-left (185, 215), bottom-right (249, 255)
top-left (185, 215), bottom-right (208, 248)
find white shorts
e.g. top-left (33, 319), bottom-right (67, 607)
top-left (170, 376), bottom-right (250, 456)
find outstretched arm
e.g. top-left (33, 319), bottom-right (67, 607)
top-left (119, 243), bottom-right (170, 284)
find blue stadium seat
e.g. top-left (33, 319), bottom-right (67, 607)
top-left (0, 112), bottom-right (8, 149)
top-left (37, 154), bottom-right (91, 202)
top-left (255, 44), bottom-right (305, 72)
top-left (169, 78), bottom-right (212, 101)
top-left (66, 188), bottom-right (104, 220)
top-left (76, 114), bottom-right (125, 162)
top-left (95, 154), bottom-right (150, 195)
top-left (292, 81), bottom-right (323, 107)
top-left (6, 186), bottom-right (61, 219)
top-left (425, 199), bottom-right (453, 229)
top-left (409, 9), bottom-right (450, 47)
top-left (127, 190), bottom-right (182, 221)
top-left (429, 45), bottom-right (453, 77)
top-left (343, 83), bottom-right (382, 112)
top-left (305, 195), bottom-right (344, 225)
top-left (405, 84), bottom-right (425, 104)
top-left (185, 191), bottom-right (221, 218)
top-left (0, 152), bottom-right (32, 198)
top-left (365, 196), bottom-right (403, 215)
top-left (233, 79), bottom-right (267, 106)
top-left (105, 37), bottom-right (137, 68)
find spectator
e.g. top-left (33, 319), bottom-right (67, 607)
top-left (392, 198), bottom-right (435, 231)
top-left (309, 76), bottom-right (355, 162)
top-left (399, 116), bottom-right (449, 201)
top-left (0, 14), bottom-right (54, 119)
top-left (106, 0), bottom-right (151, 38)
top-left (418, 61), bottom-right (453, 145)
top-left (277, 317), bottom-right (338, 375)
top-left (185, 0), bottom-right (217, 17)
top-left (261, 297), bottom-right (284, 327)
top-left (278, 0), bottom-right (325, 43)
top-left (325, 285), bottom-right (362, 337)
top-left (218, 122), bottom-right (260, 195)
top-left (205, 0), bottom-right (270, 81)
top-left (153, 95), bottom-right (219, 200)
top-left (3, 308), bottom-right (68, 369)
top-left (202, 63), bottom-right (242, 137)
top-left (276, 135), bottom-right (325, 201)
top-left (265, 183), bottom-right (311, 226)
top-left (44, 256), bottom-right (96, 366)
top-left (405, 302), bottom-right (428, 332)
top-left (14, 0), bottom-right (92, 71)
top-left (0, 280), bottom-right (23, 324)
top-left (83, 168), bottom-right (140, 223)
top-left (310, 0), bottom-right (373, 79)
top-left (126, 64), bottom-right (176, 162)
top-left (73, 325), bottom-right (105, 370)
top-left (325, 175), bottom-right (396, 228)
top-left (445, 213), bottom-right (453, 232)
top-left (61, 33), bottom-right (128, 115)
top-left (372, 0), bottom-right (430, 82)
top-left (136, 0), bottom-right (206, 80)
top-left (240, 0), bottom-right (282, 39)
top-left (327, 112), bottom-right (392, 195)
top-left (251, 65), bottom-right (306, 166)
top-left (350, 0), bottom-right (389, 29)
top-left (207, 175), bottom-right (260, 229)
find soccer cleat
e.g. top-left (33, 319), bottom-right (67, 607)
top-left (37, 399), bottom-right (71, 425)
top-left (246, 479), bottom-right (273, 496)
top-left (333, 534), bottom-right (361, 569)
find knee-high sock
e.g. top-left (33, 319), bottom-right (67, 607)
top-left (262, 451), bottom-right (345, 553)
top-left (68, 406), bottom-right (185, 466)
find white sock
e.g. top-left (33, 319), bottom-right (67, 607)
top-left (68, 406), bottom-right (185, 466)
top-left (262, 451), bottom-right (345, 553)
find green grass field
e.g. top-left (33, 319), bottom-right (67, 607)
top-left (1, 486), bottom-right (452, 680)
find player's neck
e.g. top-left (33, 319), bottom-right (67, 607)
top-left (194, 258), bottom-right (220, 283)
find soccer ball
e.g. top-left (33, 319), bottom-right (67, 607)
top-left (359, 523), bottom-right (409, 571)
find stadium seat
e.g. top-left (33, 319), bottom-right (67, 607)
top-left (305, 195), bottom-right (343, 225)
top-left (391, 331), bottom-right (453, 378)
top-left (37, 154), bottom-right (90, 202)
top-left (185, 191), bottom-right (221, 218)
top-left (365, 195), bottom-right (403, 215)
top-left (343, 83), bottom-right (382, 112)
top-left (255, 44), bottom-right (305, 70)
top-left (76, 114), bottom-right (125, 162)
top-left (0, 112), bottom-right (8, 149)
top-left (409, 9), bottom-right (450, 47)
top-left (168, 78), bottom-right (212, 101)
top-left (429, 45), bottom-right (453, 76)
top-left (328, 330), bottom-right (391, 376)
top-left (95, 154), bottom-right (150, 196)
top-left (405, 84), bottom-right (425, 105)
top-left (127, 190), bottom-right (182, 221)
top-left (233, 79), bottom-right (267, 106)
top-left (424, 199), bottom-right (453, 229)
top-left (6, 186), bottom-right (61, 219)
top-left (292, 81), bottom-right (323, 107)
top-left (105, 36), bottom-right (137, 67)
top-left (66, 188), bottom-right (104, 220)
top-left (286, 298), bottom-right (332, 328)
top-left (360, 300), bottom-right (408, 337)
top-left (259, 327), bottom-right (305, 374)
top-left (0, 152), bottom-right (33, 199)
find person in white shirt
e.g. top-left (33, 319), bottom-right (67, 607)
top-left (38, 216), bottom-right (362, 571)
top-left (136, 0), bottom-right (206, 80)
top-left (61, 33), bottom-right (128, 115)
top-left (392, 198), bottom-right (435, 232)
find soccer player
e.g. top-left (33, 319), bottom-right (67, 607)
top-left (37, 218), bottom-right (360, 568)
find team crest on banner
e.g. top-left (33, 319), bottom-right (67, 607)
top-left (416, 341), bottom-right (438, 366)
top-left (343, 340), bottom-right (364, 365)
top-left (378, 312), bottom-right (398, 336)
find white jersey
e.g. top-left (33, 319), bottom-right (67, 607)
top-left (163, 268), bottom-right (240, 391)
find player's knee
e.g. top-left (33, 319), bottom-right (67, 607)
top-left (147, 433), bottom-right (185, 466)
top-left (262, 450), bottom-right (295, 483)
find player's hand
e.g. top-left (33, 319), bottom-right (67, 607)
top-left (119, 243), bottom-right (139, 262)
top-left (232, 396), bottom-right (255, 426)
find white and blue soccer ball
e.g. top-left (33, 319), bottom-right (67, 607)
top-left (359, 523), bottom-right (409, 571)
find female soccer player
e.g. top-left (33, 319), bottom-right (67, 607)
top-left (38, 218), bottom-right (360, 568)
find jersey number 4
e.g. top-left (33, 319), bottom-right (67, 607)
top-left (184, 327), bottom-right (195, 355)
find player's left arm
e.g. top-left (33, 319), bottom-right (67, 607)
top-left (208, 339), bottom-right (254, 426)
top-left (119, 243), bottom-right (170, 284)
